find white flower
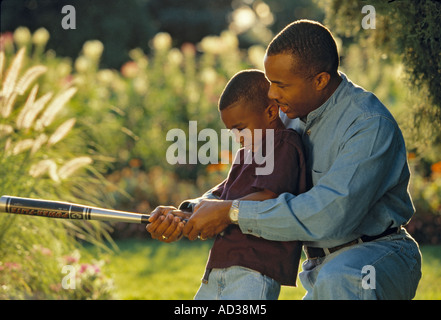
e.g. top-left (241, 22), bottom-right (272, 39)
top-left (152, 32), bottom-right (172, 51)
top-left (16, 87), bottom-right (53, 130)
top-left (97, 69), bottom-right (115, 84)
top-left (13, 27), bottom-right (31, 46)
top-left (47, 118), bottom-right (76, 146)
top-left (75, 56), bottom-right (91, 73)
top-left (199, 36), bottom-right (221, 54)
top-left (58, 157), bottom-right (93, 180)
top-left (32, 28), bottom-right (50, 47)
top-left (247, 45), bottom-right (265, 69)
top-left (83, 40), bottom-right (104, 60)
top-left (220, 31), bottom-right (239, 50)
top-left (168, 48), bottom-right (183, 66)
top-left (15, 65), bottom-right (47, 95)
top-left (11, 139), bottom-right (34, 155)
top-left (35, 87), bottom-right (77, 130)
top-left (31, 133), bottom-right (48, 154)
top-left (0, 124), bottom-right (13, 137)
top-left (201, 68), bottom-right (217, 85)
top-left (29, 159), bottom-right (59, 182)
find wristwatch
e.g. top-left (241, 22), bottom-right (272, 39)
top-left (229, 200), bottom-right (240, 224)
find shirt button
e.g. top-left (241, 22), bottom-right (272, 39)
top-left (306, 130), bottom-right (311, 136)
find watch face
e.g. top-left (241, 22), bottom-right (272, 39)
top-left (229, 207), bottom-right (239, 223)
top-left (229, 200), bottom-right (239, 223)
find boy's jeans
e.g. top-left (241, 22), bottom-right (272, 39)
top-left (300, 228), bottom-right (422, 299)
top-left (194, 266), bottom-right (281, 300)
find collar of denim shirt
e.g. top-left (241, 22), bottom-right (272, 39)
top-left (304, 72), bottom-right (350, 125)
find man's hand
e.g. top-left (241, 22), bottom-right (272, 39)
top-left (183, 199), bottom-right (233, 240)
top-left (146, 206), bottom-right (189, 243)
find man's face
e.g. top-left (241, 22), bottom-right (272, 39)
top-left (220, 101), bottom-right (269, 149)
top-left (264, 53), bottom-right (320, 119)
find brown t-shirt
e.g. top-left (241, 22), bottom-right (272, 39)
top-left (206, 128), bottom-right (308, 286)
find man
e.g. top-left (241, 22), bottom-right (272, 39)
top-left (147, 20), bottom-right (422, 300)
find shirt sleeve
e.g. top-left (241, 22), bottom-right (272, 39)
top-left (237, 116), bottom-right (413, 243)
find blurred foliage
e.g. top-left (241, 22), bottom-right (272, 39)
top-left (1, 0), bottom-right (324, 68)
top-left (69, 30), bottom-right (263, 220)
top-left (0, 32), bottom-right (116, 299)
top-left (320, 0), bottom-right (441, 164)
top-left (147, 0), bottom-right (232, 44)
top-left (1, 0), bottom-right (158, 69)
top-left (322, 0), bottom-right (441, 108)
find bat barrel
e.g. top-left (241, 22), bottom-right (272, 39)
top-left (0, 195), bottom-right (150, 224)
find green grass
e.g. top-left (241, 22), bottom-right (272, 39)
top-left (84, 239), bottom-right (440, 300)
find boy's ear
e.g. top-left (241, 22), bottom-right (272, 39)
top-left (266, 103), bottom-right (279, 122)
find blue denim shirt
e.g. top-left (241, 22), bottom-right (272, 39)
top-left (230, 72), bottom-right (414, 248)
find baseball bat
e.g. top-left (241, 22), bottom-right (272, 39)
top-left (0, 195), bottom-right (151, 224)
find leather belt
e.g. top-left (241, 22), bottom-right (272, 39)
top-left (304, 227), bottom-right (401, 259)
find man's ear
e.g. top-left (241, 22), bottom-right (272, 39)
top-left (314, 72), bottom-right (331, 91)
top-left (266, 103), bottom-right (279, 122)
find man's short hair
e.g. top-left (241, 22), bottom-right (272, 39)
top-left (266, 19), bottom-right (339, 78)
top-left (218, 69), bottom-right (270, 112)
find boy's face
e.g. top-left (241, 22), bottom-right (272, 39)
top-left (220, 100), bottom-right (270, 149)
top-left (264, 53), bottom-right (322, 119)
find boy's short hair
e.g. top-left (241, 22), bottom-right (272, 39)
top-left (266, 19), bottom-right (339, 79)
top-left (218, 69), bottom-right (270, 112)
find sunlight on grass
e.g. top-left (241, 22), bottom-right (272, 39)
top-left (414, 245), bottom-right (441, 300)
top-left (93, 239), bottom-right (212, 299)
top-left (85, 239), bottom-right (440, 300)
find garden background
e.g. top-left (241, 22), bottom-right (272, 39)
top-left (0, 0), bottom-right (440, 300)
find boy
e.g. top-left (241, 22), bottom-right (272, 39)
top-left (176, 69), bottom-right (309, 299)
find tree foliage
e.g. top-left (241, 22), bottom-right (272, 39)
top-left (322, 0), bottom-right (441, 115)
top-left (320, 0), bottom-right (441, 162)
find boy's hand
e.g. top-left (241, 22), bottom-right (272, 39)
top-left (183, 199), bottom-right (232, 241)
top-left (170, 209), bottom-right (192, 221)
top-left (146, 206), bottom-right (186, 243)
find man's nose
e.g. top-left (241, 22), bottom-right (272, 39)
top-left (268, 84), bottom-right (279, 101)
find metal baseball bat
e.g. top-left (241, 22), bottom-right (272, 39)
top-left (0, 195), bottom-right (151, 224)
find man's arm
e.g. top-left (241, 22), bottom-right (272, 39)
top-left (238, 116), bottom-right (413, 244)
top-left (180, 189), bottom-right (278, 241)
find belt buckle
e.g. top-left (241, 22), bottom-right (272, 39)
top-left (324, 240), bottom-right (359, 255)
top-left (304, 246), bottom-right (325, 260)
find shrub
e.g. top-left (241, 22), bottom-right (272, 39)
top-left (0, 28), bottom-right (114, 299)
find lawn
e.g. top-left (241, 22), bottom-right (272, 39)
top-left (84, 239), bottom-right (440, 300)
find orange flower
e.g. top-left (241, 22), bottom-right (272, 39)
top-left (129, 158), bottom-right (142, 168)
top-left (431, 161), bottom-right (441, 174)
top-left (121, 61), bottom-right (139, 78)
top-left (206, 163), bottom-right (227, 173)
top-left (181, 42), bottom-right (196, 56)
